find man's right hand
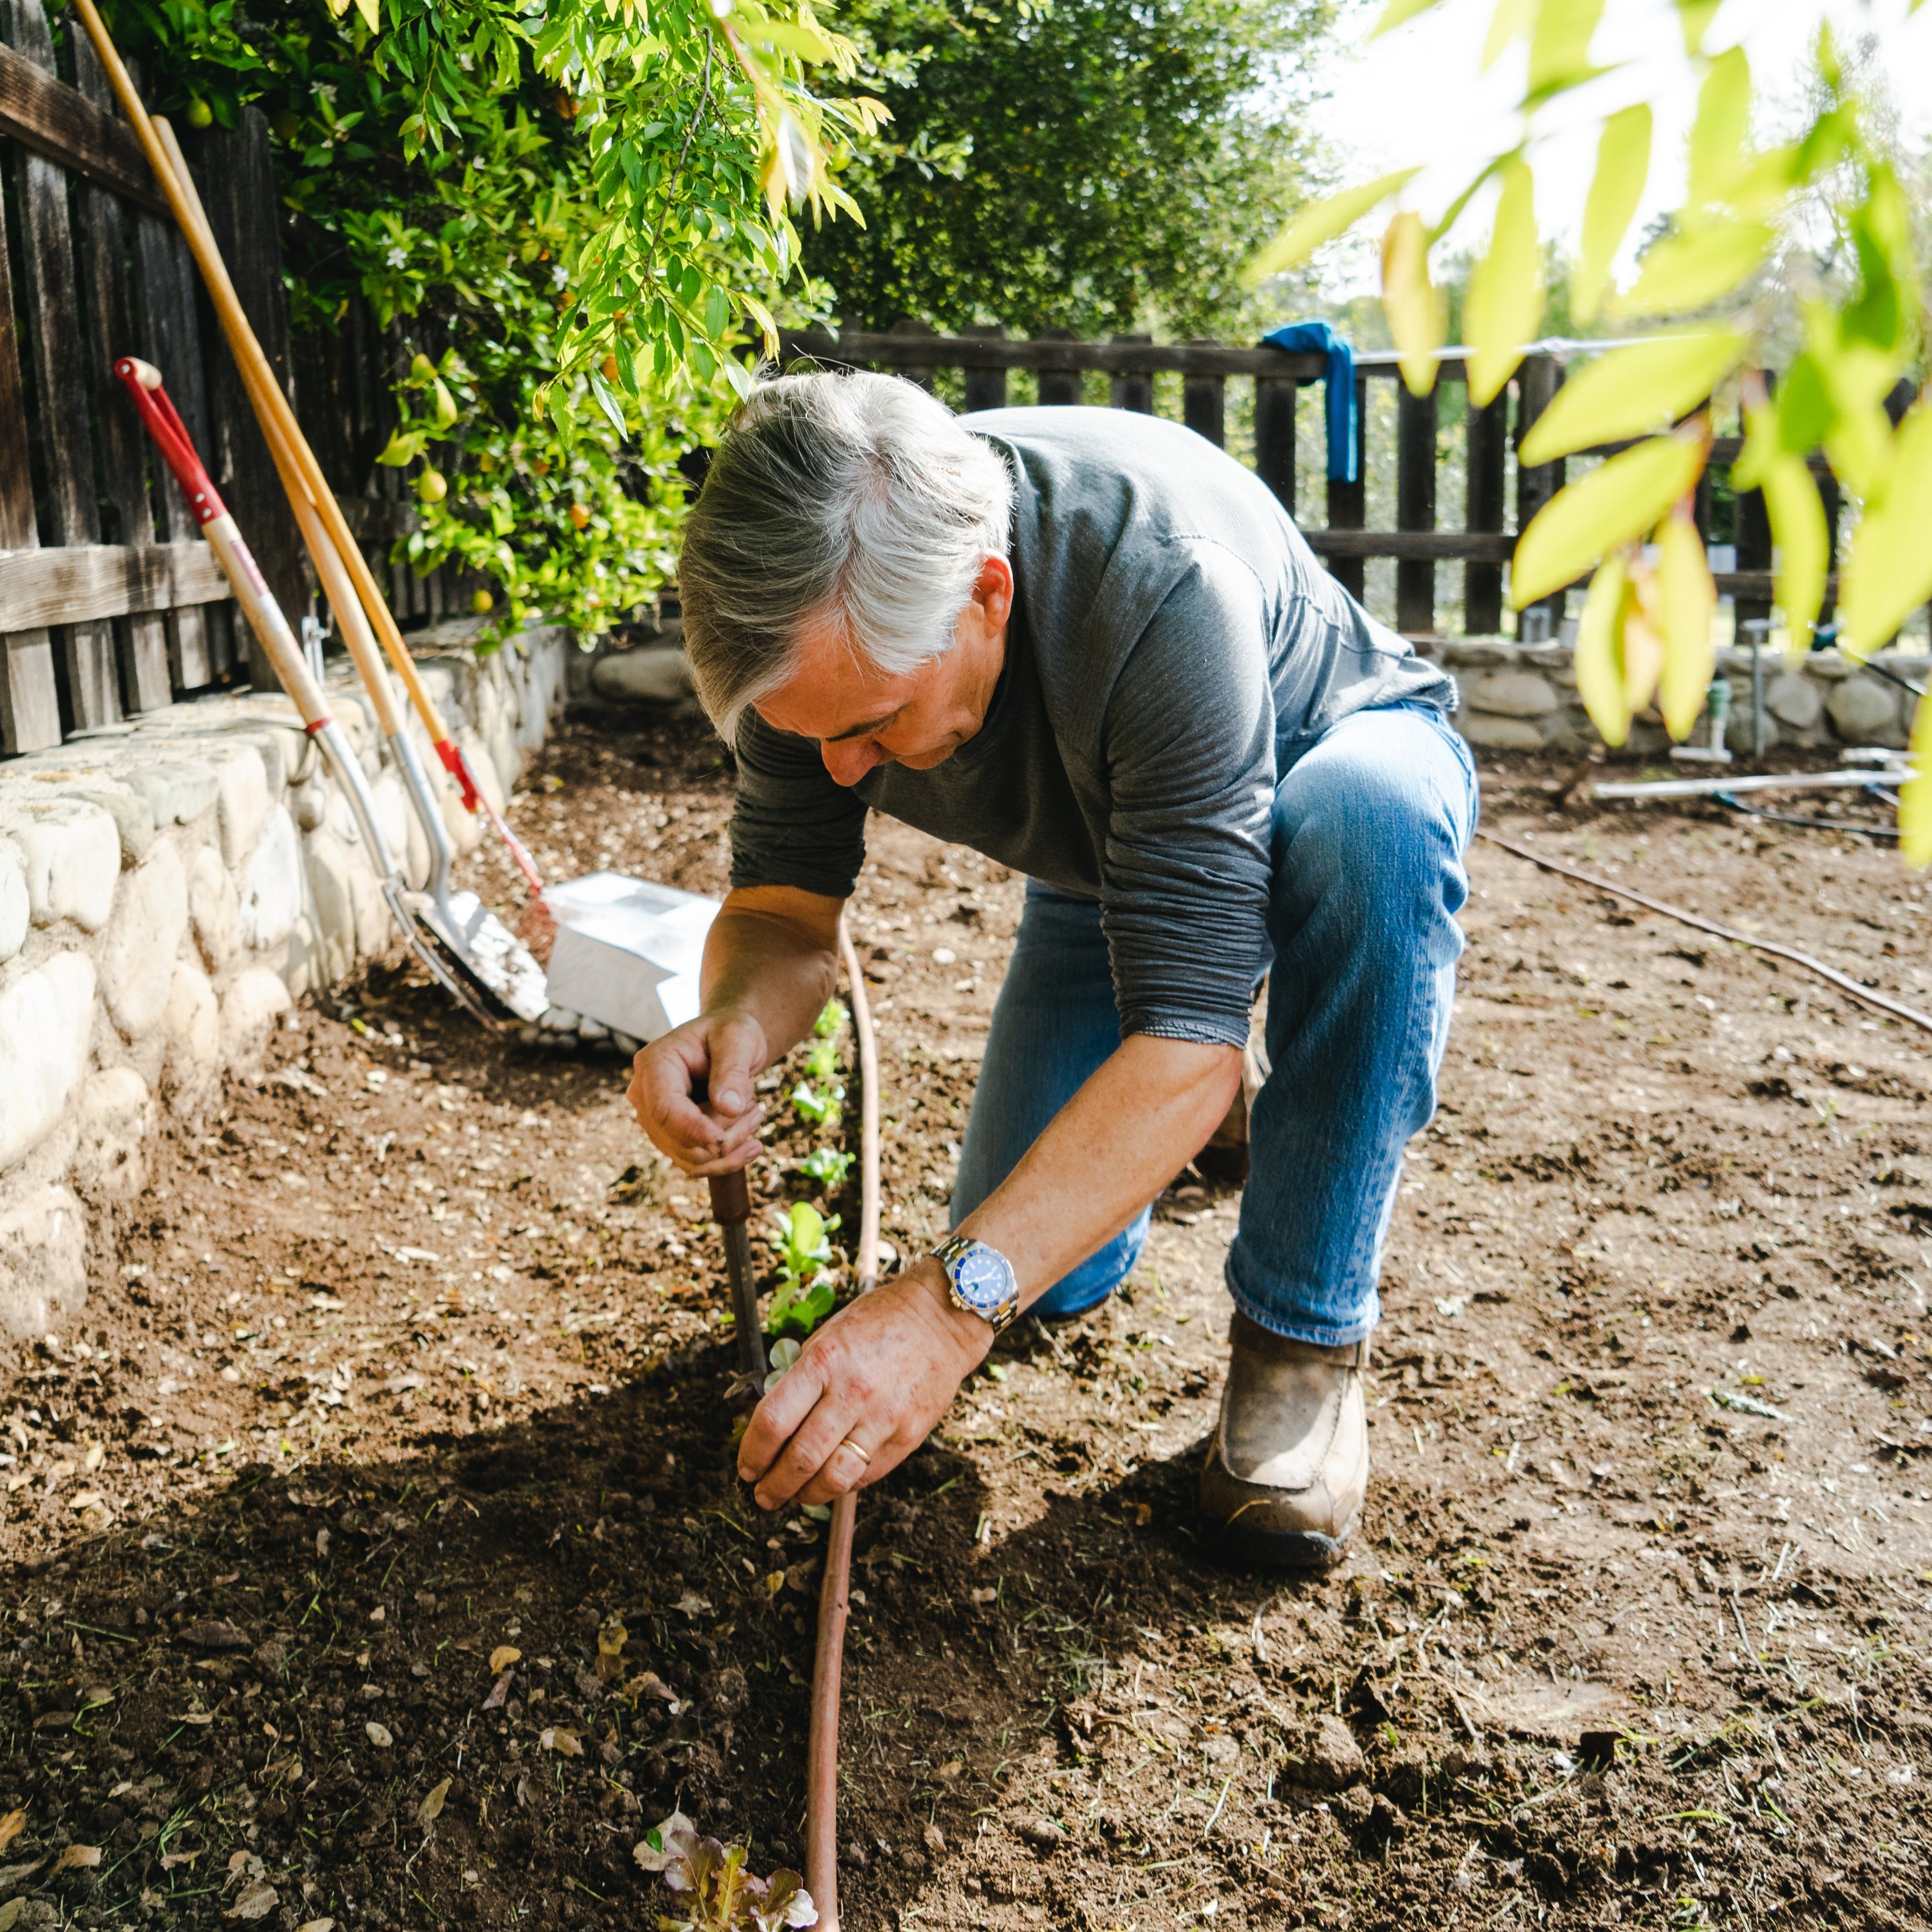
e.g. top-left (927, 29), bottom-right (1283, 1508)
top-left (626, 1010), bottom-right (769, 1175)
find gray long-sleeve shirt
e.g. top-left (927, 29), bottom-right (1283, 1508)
top-left (728, 406), bottom-right (1455, 1048)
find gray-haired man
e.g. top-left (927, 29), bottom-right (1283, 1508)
top-left (627, 371), bottom-right (1476, 1568)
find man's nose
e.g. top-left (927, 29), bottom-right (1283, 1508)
top-left (820, 739), bottom-right (883, 786)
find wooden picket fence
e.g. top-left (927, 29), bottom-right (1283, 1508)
top-left (0, 0), bottom-right (465, 757)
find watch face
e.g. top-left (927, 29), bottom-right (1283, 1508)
top-left (951, 1243), bottom-right (1016, 1317)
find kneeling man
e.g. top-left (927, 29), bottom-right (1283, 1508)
top-left (629, 371), bottom-right (1476, 1567)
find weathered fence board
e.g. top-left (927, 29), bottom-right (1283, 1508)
top-left (0, 35), bottom-right (162, 211)
top-left (0, 543), bottom-right (229, 630)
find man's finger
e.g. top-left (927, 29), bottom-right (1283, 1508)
top-left (752, 1393), bottom-right (857, 1511)
top-left (738, 1350), bottom-right (829, 1485)
top-left (707, 1016), bottom-right (765, 1118)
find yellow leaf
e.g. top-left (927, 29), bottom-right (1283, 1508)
top-left (1618, 218), bottom-right (1773, 318)
top-left (1527, 0), bottom-right (1605, 95)
top-left (1840, 401), bottom-right (1932, 658)
top-left (488, 1645), bottom-right (522, 1675)
top-left (1655, 513), bottom-right (1717, 739)
top-left (1675, 0), bottom-right (1721, 51)
top-left (1758, 451), bottom-right (1829, 655)
top-left (353, 0), bottom-right (378, 30)
top-left (1899, 682), bottom-right (1932, 868)
top-left (1621, 558), bottom-right (1667, 716)
top-left (0, 1812), bottom-right (24, 1855)
top-left (1246, 169), bottom-right (1421, 284)
top-left (539, 1727), bottom-right (584, 1758)
top-left (1574, 554), bottom-right (1635, 746)
top-left (1464, 161), bottom-right (1543, 408)
top-left (52, 1845), bottom-right (101, 1873)
top-left (1687, 47), bottom-right (1751, 205)
top-left (596, 1621), bottom-right (628, 1658)
top-left (1372, 0), bottom-right (1444, 33)
top-left (1511, 434), bottom-right (1706, 608)
top-left (1520, 328), bottom-right (1747, 465)
top-left (1573, 105), bottom-right (1651, 325)
top-left (1381, 211), bottom-right (1446, 398)
top-left (417, 1777), bottom-right (452, 1828)
top-left (1482, 0), bottom-right (1534, 69)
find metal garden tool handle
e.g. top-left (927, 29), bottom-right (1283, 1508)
top-left (691, 1079), bottom-right (766, 1378)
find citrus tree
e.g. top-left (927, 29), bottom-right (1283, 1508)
top-left (1254, 0), bottom-right (1932, 859)
top-left (97, 0), bottom-right (882, 637)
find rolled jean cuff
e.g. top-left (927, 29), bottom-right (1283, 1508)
top-left (1224, 1254), bottom-right (1380, 1350)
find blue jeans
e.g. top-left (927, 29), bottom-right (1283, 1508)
top-left (951, 702), bottom-right (1478, 1345)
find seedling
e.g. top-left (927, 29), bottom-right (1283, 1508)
top-left (767, 1201), bottom-right (839, 1336)
top-left (790, 1079), bottom-right (844, 1131)
top-left (799, 1146), bottom-right (854, 1190)
top-left (792, 1001), bottom-right (849, 1130)
top-left (636, 1811), bottom-right (815, 1929)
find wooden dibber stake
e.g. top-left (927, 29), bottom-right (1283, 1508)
top-left (69, 0), bottom-right (548, 917)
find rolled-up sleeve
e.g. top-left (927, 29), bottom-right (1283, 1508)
top-left (729, 712), bottom-right (870, 899)
top-left (1099, 542), bottom-right (1276, 1046)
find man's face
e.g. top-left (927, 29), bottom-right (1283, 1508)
top-left (754, 556), bottom-right (1013, 787)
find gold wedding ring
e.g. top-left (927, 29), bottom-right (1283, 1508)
top-left (836, 1437), bottom-right (871, 1466)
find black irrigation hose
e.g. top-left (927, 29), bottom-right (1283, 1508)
top-left (1712, 792), bottom-right (1902, 841)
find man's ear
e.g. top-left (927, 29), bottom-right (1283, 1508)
top-left (976, 553), bottom-right (1014, 630)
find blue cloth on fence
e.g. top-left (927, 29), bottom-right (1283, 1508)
top-left (1262, 322), bottom-right (1357, 484)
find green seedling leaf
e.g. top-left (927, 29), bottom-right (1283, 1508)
top-left (1519, 327), bottom-right (1748, 465)
top-left (800, 1146), bottom-right (854, 1189)
top-left (1573, 104), bottom-right (1651, 325)
top-left (1246, 168), bottom-right (1421, 283)
top-left (1840, 402), bottom-right (1932, 659)
top-left (1382, 208), bottom-right (1446, 396)
top-left (1655, 511), bottom-right (1717, 740)
top-left (812, 999), bottom-right (847, 1040)
top-left (1511, 433), bottom-right (1706, 608)
top-left (1618, 217), bottom-right (1773, 318)
top-left (1464, 158), bottom-right (1542, 407)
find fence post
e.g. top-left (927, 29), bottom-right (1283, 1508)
top-left (1395, 382), bottom-right (1437, 635)
top-left (1514, 353), bottom-right (1566, 635)
top-left (961, 324), bottom-right (1007, 413)
top-left (1182, 345), bottom-right (1225, 449)
top-left (1036, 329), bottom-right (1081, 406)
top-left (1463, 389), bottom-right (1507, 635)
top-left (1254, 369), bottom-right (1296, 519)
top-left (1109, 334), bottom-right (1153, 414)
top-left (887, 317), bottom-right (937, 394)
top-left (189, 107), bottom-right (311, 691)
top-left (1324, 374), bottom-right (1368, 602)
top-left (72, 24), bottom-right (171, 713)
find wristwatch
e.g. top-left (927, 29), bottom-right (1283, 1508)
top-left (931, 1233), bottom-right (1022, 1332)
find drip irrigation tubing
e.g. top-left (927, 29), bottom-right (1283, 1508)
top-left (1710, 793), bottom-right (1901, 841)
top-left (803, 919), bottom-right (883, 1932)
top-left (1475, 829), bottom-right (1932, 1038)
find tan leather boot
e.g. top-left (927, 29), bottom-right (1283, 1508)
top-left (1198, 1310), bottom-right (1369, 1568)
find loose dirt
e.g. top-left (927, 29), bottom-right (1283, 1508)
top-left (2, 716), bottom-right (1930, 1932)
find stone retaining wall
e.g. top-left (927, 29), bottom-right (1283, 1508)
top-left (1437, 637), bottom-right (1930, 756)
top-left (0, 623), bottom-right (568, 1338)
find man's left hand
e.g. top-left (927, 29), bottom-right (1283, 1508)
top-left (738, 1261), bottom-right (991, 1509)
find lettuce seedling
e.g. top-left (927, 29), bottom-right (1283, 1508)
top-left (789, 1078), bottom-right (844, 1131)
top-left (799, 1146), bottom-right (854, 1189)
top-left (812, 998), bottom-right (848, 1041)
top-left (767, 1201), bottom-right (839, 1336)
top-left (636, 1811), bottom-right (815, 1930)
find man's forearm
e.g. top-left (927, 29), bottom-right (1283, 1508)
top-left (698, 886), bottom-right (845, 1072)
top-left (955, 1032), bottom-right (1243, 1306)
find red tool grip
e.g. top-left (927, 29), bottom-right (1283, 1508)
top-left (114, 358), bottom-right (225, 526)
top-left (434, 736), bottom-right (483, 813)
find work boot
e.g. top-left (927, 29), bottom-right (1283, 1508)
top-left (1198, 1310), bottom-right (1368, 1569)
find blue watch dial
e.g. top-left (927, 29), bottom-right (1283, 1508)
top-left (948, 1243), bottom-right (1016, 1318)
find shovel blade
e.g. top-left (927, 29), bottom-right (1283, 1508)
top-left (413, 889), bottom-right (550, 1023)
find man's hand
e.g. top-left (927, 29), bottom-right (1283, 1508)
top-left (738, 1261), bottom-right (991, 1509)
top-left (626, 1010), bottom-right (768, 1175)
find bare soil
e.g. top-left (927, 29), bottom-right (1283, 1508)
top-left (3, 716), bottom-right (1932, 1932)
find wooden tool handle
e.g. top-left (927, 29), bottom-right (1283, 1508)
top-left (707, 1169), bottom-right (752, 1227)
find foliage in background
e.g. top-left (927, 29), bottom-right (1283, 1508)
top-left (95, 0), bottom-right (878, 639)
top-left (803, 0), bottom-right (1336, 337)
top-left (1258, 0), bottom-right (1932, 859)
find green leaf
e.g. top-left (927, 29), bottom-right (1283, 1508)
top-left (1482, 0), bottom-right (1534, 70)
top-left (1618, 218), bottom-right (1773, 318)
top-left (1464, 160), bottom-right (1542, 408)
top-left (1757, 450), bottom-right (1829, 653)
top-left (1527, 0), bottom-right (1605, 95)
top-left (1245, 168), bottom-right (1421, 283)
top-left (1687, 47), bottom-right (1751, 205)
top-left (1573, 105), bottom-right (1650, 325)
top-left (1371, 0), bottom-right (1445, 34)
top-left (1511, 433), bottom-right (1706, 608)
top-left (1840, 401), bottom-right (1932, 658)
top-left (354, 0), bottom-right (378, 31)
top-left (1519, 327), bottom-right (1747, 465)
top-left (1675, 0), bottom-right (1722, 52)
top-left (375, 428), bottom-right (425, 467)
top-left (1574, 554), bottom-right (1634, 746)
top-left (1900, 684), bottom-right (1932, 869)
top-left (1381, 209), bottom-right (1445, 397)
top-left (1656, 512), bottom-right (1717, 739)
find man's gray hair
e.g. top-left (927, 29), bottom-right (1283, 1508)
top-left (677, 370), bottom-right (1015, 740)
